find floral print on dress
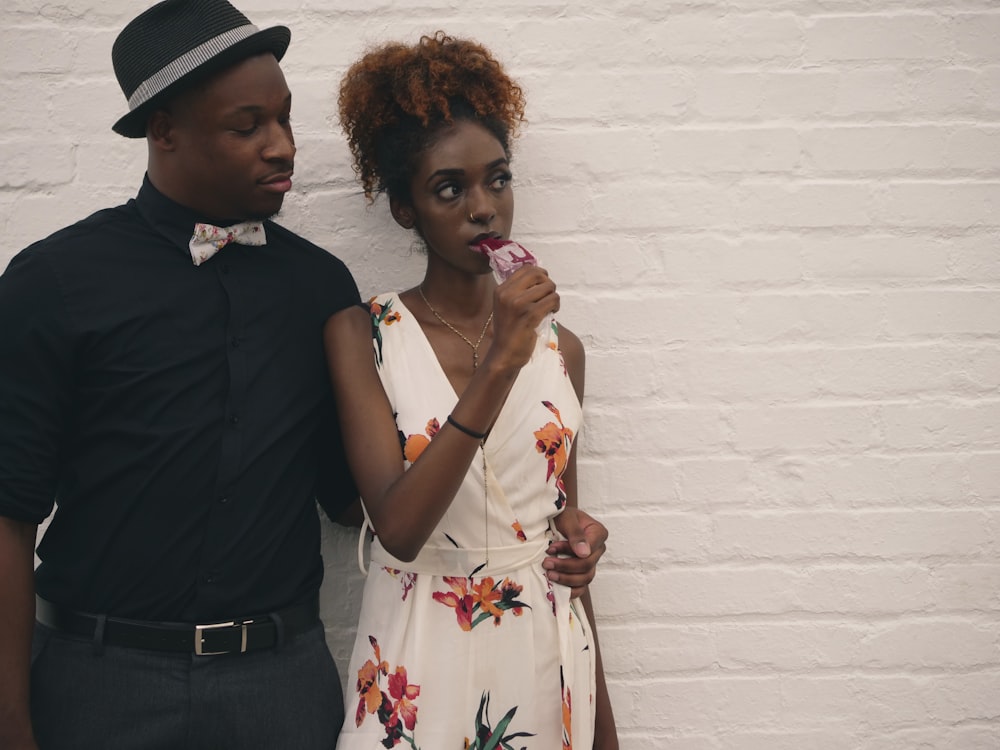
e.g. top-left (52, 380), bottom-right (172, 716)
top-left (545, 579), bottom-right (557, 616)
top-left (398, 417), bottom-right (439, 464)
top-left (560, 668), bottom-right (573, 750)
top-left (383, 568), bottom-right (418, 601)
top-left (511, 519), bottom-right (527, 542)
top-left (371, 296), bottom-right (403, 366)
top-left (355, 636), bottom-right (422, 748)
top-left (433, 576), bottom-right (529, 631)
top-left (534, 401), bottom-right (575, 510)
top-left (464, 692), bottom-right (534, 750)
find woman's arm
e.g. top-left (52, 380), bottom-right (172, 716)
top-left (579, 584), bottom-right (618, 749)
top-left (557, 323), bottom-right (619, 749)
top-left (322, 266), bottom-right (557, 562)
top-left (545, 327), bottom-right (608, 596)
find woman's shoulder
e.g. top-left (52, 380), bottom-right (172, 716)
top-left (555, 321), bottom-right (586, 401)
top-left (368, 291), bottom-right (406, 327)
top-left (555, 322), bottom-right (584, 362)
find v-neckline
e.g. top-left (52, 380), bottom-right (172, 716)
top-left (390, 292), bottom-right (525, 446)
top-left (393, 293), bottom-right (464, 401)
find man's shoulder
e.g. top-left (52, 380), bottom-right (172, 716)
top-left (264, 221), bottom-right (354, 273)
top-left (265, 220), bottom-right (336, 258)
top-left (21, 202), bottom-right (138, 259)
top-left (263, 222), bottom-right (362, 314)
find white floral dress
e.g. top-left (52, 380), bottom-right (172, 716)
top-left (336, 293), bottom-right (595, 749)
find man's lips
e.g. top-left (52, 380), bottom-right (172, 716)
top-left (260, 172), bottom-right (293, 193)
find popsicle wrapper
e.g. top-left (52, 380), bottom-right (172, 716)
top-left (474, 238), bottom-right (556, 353)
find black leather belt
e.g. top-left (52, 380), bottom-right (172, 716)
top-left (35, 596), bottom-right (319, 656)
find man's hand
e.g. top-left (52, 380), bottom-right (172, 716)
top-left (0, 517), bottom-right (40, 750)
top-left (0, 728), bottom-right (38, 750)
top-left (544, 507), bottom-right (608, 598)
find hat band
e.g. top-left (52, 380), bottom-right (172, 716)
top-left (127, 23), bottom-right (260, 111)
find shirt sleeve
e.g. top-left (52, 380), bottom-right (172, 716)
top-left (315, 250), bottom-right (363, 321)
top-left (0, 249), bottom-right (74, 523)
top-left (313, 396), bottom-right (359, 523)
top-left (310, 250), bottom-right (363, 521)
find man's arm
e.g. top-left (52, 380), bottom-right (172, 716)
top-left (0, 517), bottom-right (39, 750)
top-left (546, 505), bottom-right (608, 597)
top-left (0, 251), bottom-right (73, 750)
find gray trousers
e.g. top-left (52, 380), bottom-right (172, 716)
top-left (30, 621), bottom-right (344, 750)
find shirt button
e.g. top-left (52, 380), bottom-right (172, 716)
top-left (219, 496), bottom-right (230, 505)
top-left (230, 337), bottom-right (241, 349)
top-left (229, 415), bottom-right (240, 425)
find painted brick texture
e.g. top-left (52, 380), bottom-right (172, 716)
top-left (3, 2), bottom-right (999, 747)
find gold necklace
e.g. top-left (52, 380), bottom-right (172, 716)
top-left (418, 285), bottom-right (494, 370)
top-left (416, 284), bottom-right (492, 565)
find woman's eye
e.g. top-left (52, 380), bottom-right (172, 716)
top-left (436, 184), bottom-right (461, 199)
top-left (491, 173), bottom-right (512, 190)
top-left (234, 125), bottom-right (258, 136)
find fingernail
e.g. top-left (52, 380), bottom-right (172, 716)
top-left (574, 542), bottom-right (591, 556)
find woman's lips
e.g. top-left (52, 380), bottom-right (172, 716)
top-left (471, 235), bottom-right (504, 251)
top-left (472, 238), bottom-right (537, 280)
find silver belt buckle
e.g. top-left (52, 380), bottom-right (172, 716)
top-left (194, 620), bottom-right (249, 656)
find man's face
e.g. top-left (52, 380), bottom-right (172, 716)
top-left (164, 53), bottom-right (295, 220)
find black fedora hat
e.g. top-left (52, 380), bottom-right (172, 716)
top-left (111, 0), bottom-right (290, 137)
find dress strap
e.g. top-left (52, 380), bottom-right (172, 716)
top-left (356, 499), bottom-right (375, 575)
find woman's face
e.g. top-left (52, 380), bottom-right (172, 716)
top-left (396, 119), bottom-right (514, 275)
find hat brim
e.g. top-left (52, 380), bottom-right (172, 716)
top-left (112, 25), bottom-right (290, 138)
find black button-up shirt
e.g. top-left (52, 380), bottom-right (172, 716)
top-left (0, 177), bottom-right (360, 621)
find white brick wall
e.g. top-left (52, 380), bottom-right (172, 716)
top-left (4, 1), bottom-right (999, 747)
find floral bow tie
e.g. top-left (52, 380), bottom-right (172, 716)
top-left (189, 221), bottom-right (266, 266)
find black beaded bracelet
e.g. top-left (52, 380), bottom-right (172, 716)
top-left (447, 414), bottom-right (487, 441)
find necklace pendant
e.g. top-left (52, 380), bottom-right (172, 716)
top-left (417, 285), bottom-right (493, 375)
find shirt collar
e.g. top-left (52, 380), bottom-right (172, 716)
top-left (133, 175), bottom-right (266, 259)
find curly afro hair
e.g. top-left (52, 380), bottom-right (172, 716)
top-left (338, 32), bottom-right (526, 203)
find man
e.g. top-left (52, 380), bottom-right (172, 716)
top-left (0, 1), bottom-right (607, 748)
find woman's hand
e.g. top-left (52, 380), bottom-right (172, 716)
top-left (484, 266), bottom-right (558, 372)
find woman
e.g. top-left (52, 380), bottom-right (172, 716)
top-left (325, 32), bottom-right (617, 749)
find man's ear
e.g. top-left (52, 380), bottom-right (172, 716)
top-left (147, 108), bottom-right (177, 152)
top-left (389, 196), bottom-right (415, 229)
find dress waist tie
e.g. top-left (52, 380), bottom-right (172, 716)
top-left (369, 537), bottom-right (548, 578)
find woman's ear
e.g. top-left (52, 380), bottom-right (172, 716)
top-left (389, 196), bottom-right (416, 229)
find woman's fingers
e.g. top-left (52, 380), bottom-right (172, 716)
top-left (487, 267), bottom-right (558, 368)
top-left (495, 266), bottom-right (558, 324)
